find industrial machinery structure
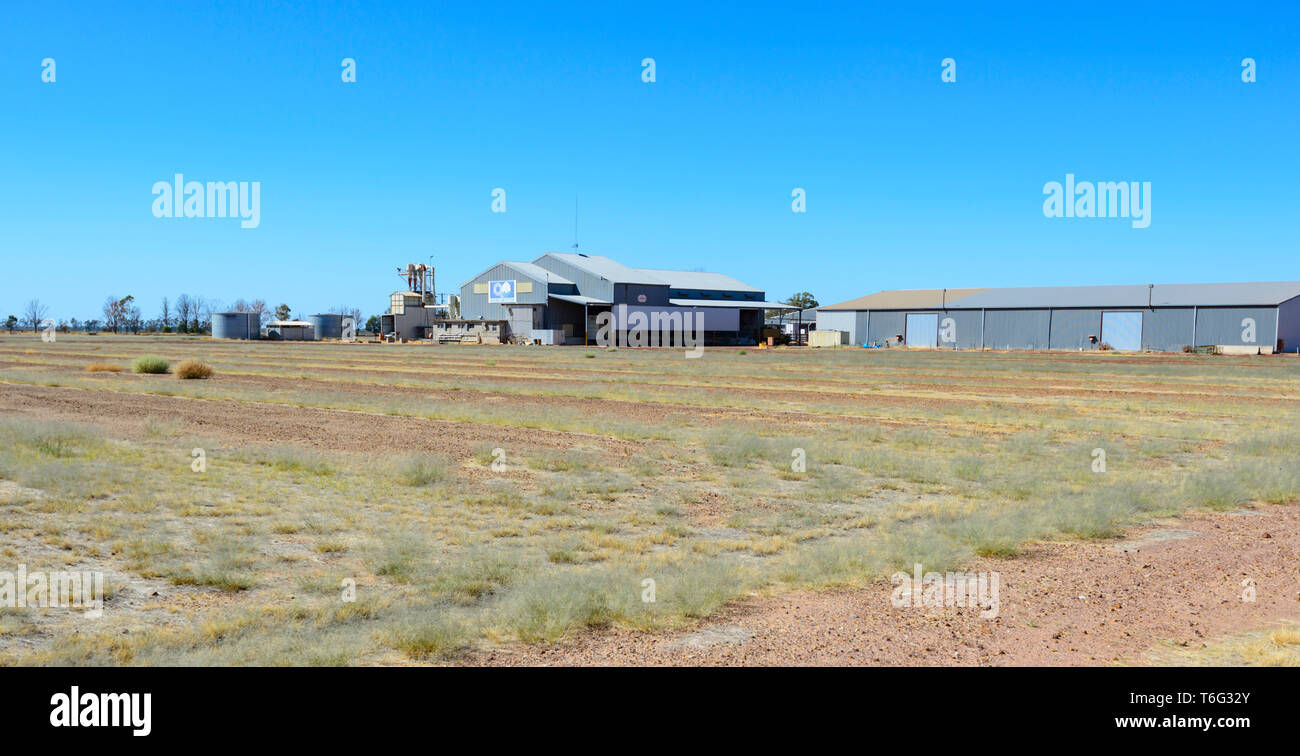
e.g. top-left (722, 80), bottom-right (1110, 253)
top-left (378, 262), bottom-right (457, 341)
top-left (401, 263), bottom-right (435, 298)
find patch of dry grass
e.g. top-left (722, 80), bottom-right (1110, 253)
top-left (174, 359), bottom-right (214, 379)
top-left (85, 362), bottom-right (124, 372)
top-left (1147, 622), bottom-right (1300, 667)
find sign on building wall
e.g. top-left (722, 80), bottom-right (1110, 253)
top-left (489, 280), bottom-right (517, 303)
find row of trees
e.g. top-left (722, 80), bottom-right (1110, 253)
top-left (4, 297), bottom-right (367, 335)
top-left (2, 300), bottom-right (57, 333)
top-left (156, 294), bottom-right (222, 333)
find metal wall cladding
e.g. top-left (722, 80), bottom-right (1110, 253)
top-left (814, 304), bottom-right (1286, 352)
top-left (867, 311), bottom-right (906, 345)
top-left (460, 262), bottom-right (551, 322)
top-left (1195, 306), bottom-right (1277, 347)
top-left (460, 263), bottom-right (550, 320)
top-left (1049, 309), bottom-right (1102, 350)
top-left (983, 309), bottom-right (1050, 350)
top-left (1100, 311), bottom-right (1143, 351)
top-left (933, 310), bottom-right (982, 349)
top-left (544, 298), bottom-right (587, 332)
top-left (616, 283), bottom-right (670, 306)
top-left (905, 313), bottom-right (939, 347)
top-left (506, 305), bottom-right (539, 340)
top-left (1141, 308), bottom-right (1194, 351)
top-left (533, 255), bottom-right (615, 303)
top-left (212, 312), bottom-right (259, 339)
top-left (673, 288), bottom-right (768, 304)
top-left (816, 310), bottom-right (866, 345)
top-left (307, 313), bottom-right (344, 340)
top-left (267, 325), bottom-right (314, 341)
top-left (392, 308), bottom-right (432, 340)
top-left (855, 309), bottom-right (982, 348)
top-left (1278, 298), bottom-right (1300, 353)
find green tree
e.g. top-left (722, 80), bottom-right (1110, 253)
top-left (365, 315), bottom-right (381, 334)
top-left (274, 303), bottom-right (292, 321)
top-left (784, 292), bottom-right (818, 309)
top-left (102, 295), bottom-right (135, 333)
top-left (4, 315), bottom-right (17, 333)
top-left (766, 292), bottom-right (818, 319)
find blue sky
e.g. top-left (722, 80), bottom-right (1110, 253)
top-left (2, 1), bottom-right (1297, 322)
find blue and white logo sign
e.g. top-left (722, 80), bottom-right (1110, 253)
top-left (489, 279), bottom-right (517, 303)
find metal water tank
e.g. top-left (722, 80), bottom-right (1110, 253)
top-left (212, 312), bottom-right (259, 339)
top-left (308, 313), bottom-right (344, 340)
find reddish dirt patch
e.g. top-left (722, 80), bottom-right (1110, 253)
top-left (684, 490), bottom-right (729, 526)
top-left (0, 382), bottom-right (644, 463)
top-left (0, 362), bottom-right (986, 435)
top-left (465, 504), bottom-right (1300, 666)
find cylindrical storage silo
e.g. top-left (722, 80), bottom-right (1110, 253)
top-left (308, 313), bottom-right (344, 340)
top-left (212, 312), bottom-right (260, 339)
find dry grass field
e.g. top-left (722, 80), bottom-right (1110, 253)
top-left (0, 333), bottom-right (1298, 665)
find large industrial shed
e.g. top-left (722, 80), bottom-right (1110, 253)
top-left (817, 282), bottom-right (1300, 353)
top-left (459, 253), bottom-right (788, 345)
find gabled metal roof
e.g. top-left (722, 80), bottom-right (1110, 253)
top-left (465, 261), bottom-right (574, 286)
top-left (1139, 281), bottom-right (1300, 307)
top-left (821, 289), bottom-right (986, 311)
top-left (636, 268), bottom-right (763, 293)
top-left (500, 261), bottom-right (574, 285)
top-left (549, 293), bottom-right (610, 305)
top-left (536, 253), bottom-right (662, 284)
top-left (533, 253), bottom-right (764, 293)
top-left (822, 282), bottom-right (1300, 311)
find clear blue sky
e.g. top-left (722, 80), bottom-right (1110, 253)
top-left (2, 1), bottom-right (1297, 322)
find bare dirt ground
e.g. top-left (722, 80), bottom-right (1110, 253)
top-left (5, 349), bottom-right (1296, 413)
top-left (0, 360), bottom-right (889, 433)
top-left (0, 381), bottom-right (645, 461)
top-left (0, 359), bottom-right (1272, 446)
top-left (0, 364), bottom-right (1015, 440)
top-left (465, 504), bottom-right (1300, 666)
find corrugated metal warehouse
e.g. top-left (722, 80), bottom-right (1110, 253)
top-left (459, 253), bottom-right (790, 345)
top-left (818, 282), bottom-right (1300, 353)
